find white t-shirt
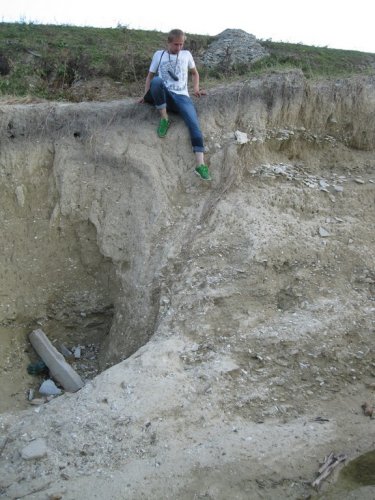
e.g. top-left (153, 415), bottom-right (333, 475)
top-left (149, 50), bottom-right (195, 96)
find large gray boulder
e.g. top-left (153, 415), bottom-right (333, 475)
top-left (201, 28), bottom-right (269, 69)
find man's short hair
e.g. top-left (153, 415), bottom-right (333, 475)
top-left (168, 29), bottom-right (186, 42)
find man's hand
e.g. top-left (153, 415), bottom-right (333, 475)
top-left (138, 97), bottom-right (145, 104)
top-left (193, 89), bottom-right (207, 97)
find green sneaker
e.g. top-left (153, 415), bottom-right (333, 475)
top-left (157, 118), bottom-right (170, 138)
top-left (195, 164), bottom-right (212, 181)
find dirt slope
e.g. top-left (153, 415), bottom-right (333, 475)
top-left (0, 70), bottom-right (374, 499)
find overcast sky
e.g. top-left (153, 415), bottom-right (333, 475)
top-left (1, 0), bottom-right (375, 53)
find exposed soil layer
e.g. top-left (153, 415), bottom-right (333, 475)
top-left (0, 71), bottom-right (374, 499)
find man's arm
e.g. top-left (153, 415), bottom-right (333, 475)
top-left (190, 67), bottom-right (206, 97)
top-left (138, 71), bottom-right (155, 103)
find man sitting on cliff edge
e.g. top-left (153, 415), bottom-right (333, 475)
top-left (139, 29), bottom-right (212, 181)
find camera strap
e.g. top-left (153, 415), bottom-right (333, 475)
top-left (168, 51), bottom-right (179, 75)
top-left (155, 50), bottom-right (165, 74)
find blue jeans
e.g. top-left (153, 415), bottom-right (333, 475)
top-left (148, 76), bottom-right (204, 153)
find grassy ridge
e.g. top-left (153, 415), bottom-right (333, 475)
top-left (0, 22), bottom-right (374, 101)
top-left (254, 41), bottom-right (375, 77)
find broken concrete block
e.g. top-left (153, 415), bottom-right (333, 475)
top-left (29, 329), bottom-right (84, 392)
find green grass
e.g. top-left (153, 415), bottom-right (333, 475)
top-left (252, 41), bottom-right (375, 78)
top-left (0, 22), bottom-right (374, 101)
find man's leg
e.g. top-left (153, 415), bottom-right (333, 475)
top-left (150, 77), bottom-right (171, 136)
top-left (195, 151), bottom-right (204, 166)
top-left (172, 94), bottom-right (211, 179)
top-left (171, 94), bottom-right (204, 158)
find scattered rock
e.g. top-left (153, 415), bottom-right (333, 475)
top-left (361, 401), bottom-right (374, 417)
top-left (328, 194), bottom-right (336, 203)
top-left (39, 379), bottom-right (62, 396)
top-left (59, 344), bottom-right (73, 358)
top-left (21, 438), bottom-right (48, 460)
top-left (28, 398), bottom-right (47, 405)
top-left (319, 227), bottom-right (330, 238)
top-left (15, 185), bottom-right (25, 207)
top-left (234, 130), bottom-right (249, 144)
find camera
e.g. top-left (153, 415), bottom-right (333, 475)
top-left (167, 69), bottom-right (179, 81)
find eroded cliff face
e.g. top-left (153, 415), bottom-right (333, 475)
top-left (1, 71), bottom-right (374, 368)
top-left (0, 70), bottom-right (374, 498)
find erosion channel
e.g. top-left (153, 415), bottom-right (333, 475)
top-left (0, 71), bottom-right (374, 499)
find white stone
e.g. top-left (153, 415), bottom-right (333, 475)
top-left (15, 185), bottom-right (25, 207)
top-left (234, 130), bottom-right (249, 144)
top-left (39, 379), bottom-right (62, 396)
top-left (21, 438), bottom-right (48, 460)
top-left (319, 227), bottom-right (330, 237)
